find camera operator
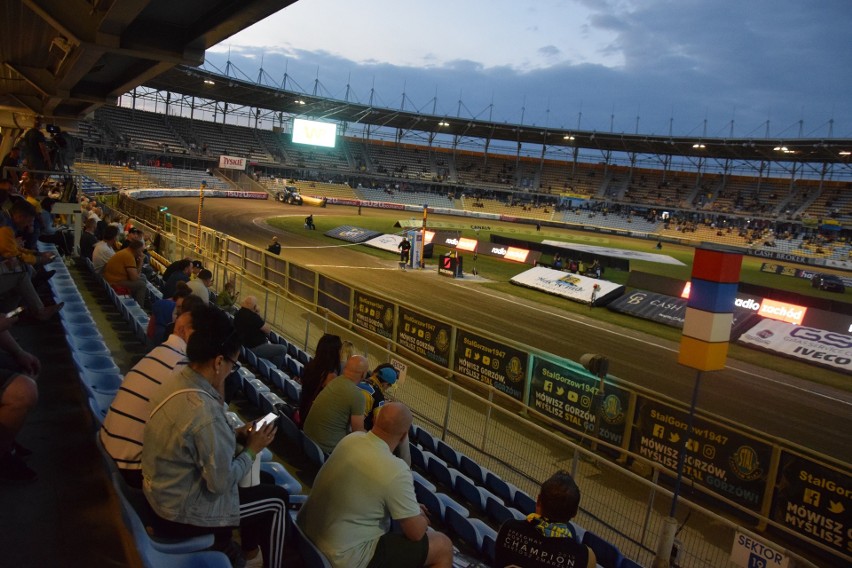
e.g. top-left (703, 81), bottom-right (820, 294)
top-left (20, 117), bottom-right (51, 180)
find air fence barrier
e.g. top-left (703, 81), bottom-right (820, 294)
top-left (112, 193), bottom-right (849, 568)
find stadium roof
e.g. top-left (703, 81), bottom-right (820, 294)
top-left (0, 0), bottom-right (295, 124)
top-left (146, 65), bottom-right (852, 166)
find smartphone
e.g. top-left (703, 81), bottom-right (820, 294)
top-left (254, 412), bottom-right (278, 429)
top-left (5, 307), bottom-right (24, 318)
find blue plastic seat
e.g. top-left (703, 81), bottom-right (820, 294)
top-left (260, 461), bottom-right (303, 498)
top-left (485, 494), bottom-right (525, 525)
top-left (110, 473), bottom-right (229, 568)
top-left (296, 348), bottom-right (310, 366)
top-left (485, 471), bottom-right (517, 504)
top-left (427, 457), bottom-right (466, 492)
top-left (445, 506), bottom-right (497, 557)
top-left (88, 396), bottom-right (107, 426)
top-left (269, 368), bottom-right (288, 391)
top-left (455, 474), bottom-right (500, 513)
top-left (513, 490), bottom-right (536, 515)
top-left (459, 454), bottom-right (487, 486)
top-left (243, 349), bottom-right (258, 370)
top-left (415, 427), bottom-right (437, 454)
top-left (409, 443), bottom-right (428, 471)
top-left (620, 556), bottom-right (645, 568)
top-left (277, 413), bottom-right (301, 445)
top-left (284, 378), bottom-right (302, 403)
top-left (582, 530), bottom-right (624, 568)
top-left (300, 432), bottom-right (326, 467)
top-left (259, 391), bottom-right (286, 414)
top-left (257, 357), bottom-right (275, 381)
top-left (291, 512), bottom-right (332, 568)
top-left (413, 478), bottom-right (469, 523)
top-left (244, 379), bottom-right (270, 408)
top-left (69, 337), bottom-right (111, 356)
top-left (435, 439), bottom-right (460, 469)
top-left (80, 372), bottom-right (122, 398)
top-left (72, 351), bottom-right (121, 376)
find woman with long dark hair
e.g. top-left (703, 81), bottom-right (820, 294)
top-left (298, 333), bottom-right (344, 425)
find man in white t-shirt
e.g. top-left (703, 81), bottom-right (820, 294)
top-left (91, 225), bottom-right (118, 275)
top-left (297, 402), bottom-right (452, 568)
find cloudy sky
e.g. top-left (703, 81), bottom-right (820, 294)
top-left (206, 0), bottom-right (851, 139)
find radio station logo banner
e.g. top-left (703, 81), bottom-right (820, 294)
top-left (630, 397), bottom-right (771, 511)
top-left (529, 357), bottom-right (629, 448)
top-left (325, 225), bottom-right (383, 243)
top-left (397, 307), bottom-right (452, 367)
top-left (454, 330), bottom-right (527, 400)
top-left (738, 320), bottom-right (852, 372)
top-left (770, 451), bottom-right (852, 557)
top-left (353, 291), bottom-right (394, 339)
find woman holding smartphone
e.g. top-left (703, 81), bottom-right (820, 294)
top-left (142, 310), bottom-right (288, 568)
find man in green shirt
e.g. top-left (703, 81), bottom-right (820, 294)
top-left (303, 355), bottom-right (368, 454)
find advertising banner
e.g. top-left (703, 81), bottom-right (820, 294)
top-left (510, 266), bottom-right (624, 305)
top-left (218, 155), bottom-right (247, 170)
top-left (608, 290), bottom-right (688, 328)
top-left (541, 240), bottom-right (686, 266)
top-left (325, 225), bottom-right (383, 243)
top-left (770, 451), bottom-right (852, 558)
top-left (738, 320), bottom-right (852, 372)
top-left (760, 263), bottom-right (799, 277)
top-left (529, 357), bottom-right (630, 447)
top-left (630, 397), bottom-right (772, 511)
top-left (454, 330), bottom-right (527, 400)
top-left (353, 291), bottom-right (395, 339)
top-left (397, 307), bottom-right (452, 367)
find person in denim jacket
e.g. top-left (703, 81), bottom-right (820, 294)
top-left (142, 310), bottom-right (287, 567)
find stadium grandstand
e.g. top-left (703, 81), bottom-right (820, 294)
top-left (1, 2), bottom-right (851, 568)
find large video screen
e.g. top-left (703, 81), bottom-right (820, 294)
top-left (292, 118), bottom-right (337, 148)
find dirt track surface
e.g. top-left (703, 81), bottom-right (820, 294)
top-left (154, 196), bottom-right (852, 461)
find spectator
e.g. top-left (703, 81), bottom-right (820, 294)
top-left (215, 275), bottom-right (238, 313)
top-left (103, 239), bottom-right (148, 306)
top-left (20, 117), bottom-right (51, 179)
top-left (92, 224), bottom-right (119, 275)
top-left (298, 402), bottom-right (453, 568)
top-left (233, 296), bottom-right (288, 369)
top-left (100, 303), bottom-right (210, 487)
top-left (78, 217), bottom-right (98, 261)
top-left (147, 282), bottom-right (192, 345)
top-left (0, 200), bottom-right (55, 269)
top-left (266, 236), bottom-right (281, 255)
top-left (1, 146), bottom-right (21, 185)
top-left (190, 259), bottom-right (203, 279)
top-left (494, 470), bottom-right (596, 568)
top-left (142, 310), bottom-right (288, 568)
top-left (358, 364), bottom-right (398, 431)
top-left (187, 268), bottom-right (213, 305)
top-left (298, 334), bottom-right (343, 425)
top-left (303, 355), bottom-right (368, 455)
top-left (0, 313), bottom-right (41, 482)
top-left (161, 258), bottom-right (192, 298)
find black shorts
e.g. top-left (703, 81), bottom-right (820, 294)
top-left (0, 368), bottom-right (20, 398)
top-left (366, 532), bottom-right (429, 568)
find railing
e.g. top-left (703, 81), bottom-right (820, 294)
top-left (114, 193), bottom-right (848, 568)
